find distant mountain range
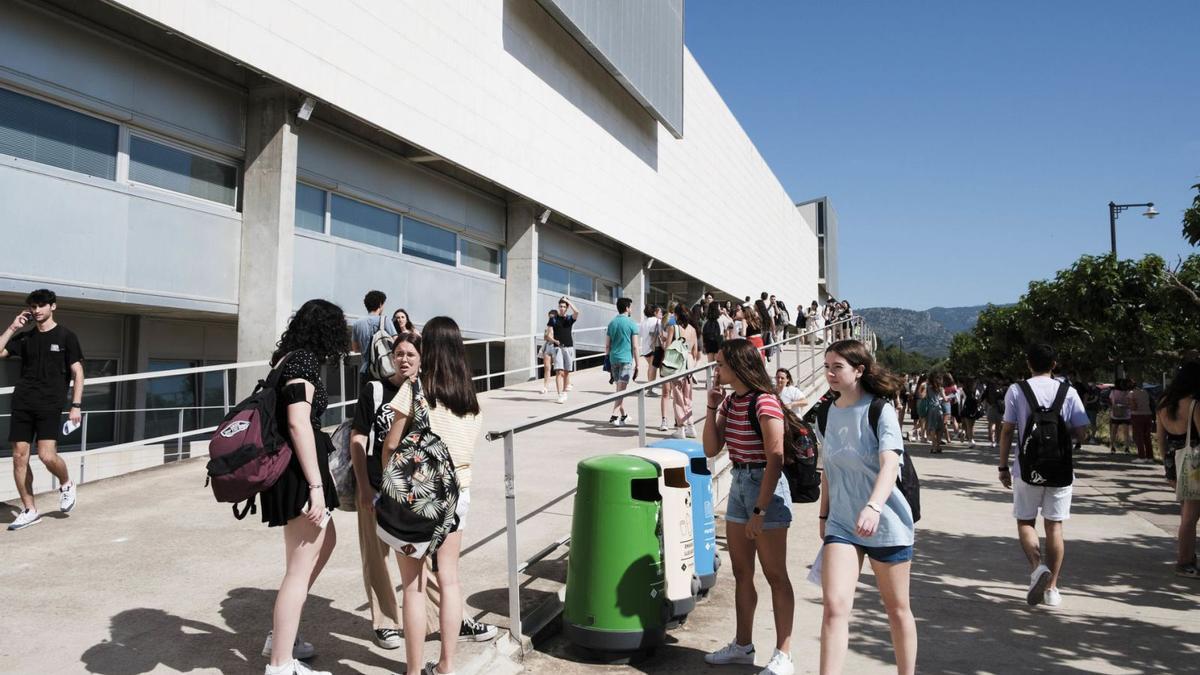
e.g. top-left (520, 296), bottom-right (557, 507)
top-left (856, 305), bottom-right (1000, 357)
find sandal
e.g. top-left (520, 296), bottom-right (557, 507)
top-left (1174, 560), bottom-right (1200, 579)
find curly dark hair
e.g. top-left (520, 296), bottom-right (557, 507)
top-left (270, 299), bottom-right (350, 366)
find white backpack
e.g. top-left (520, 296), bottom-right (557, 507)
top-left (366, 316), bottom-right (396, 381)
top-left (328, 380), bottom-right (385, 512)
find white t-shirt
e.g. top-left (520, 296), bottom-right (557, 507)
top-left (717, 315), bottom-right (734, 338)
top-left (638, 316), bottom-right (661, 356)
top-left (778, 385), bottom-right (805, 409)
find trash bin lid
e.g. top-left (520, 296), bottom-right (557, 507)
top-left (620, 447), bottom-right (689, 470)
top-left (578, 454), bottom-right (659, 478)
top-left (649, 438), bottom-right (706, 459)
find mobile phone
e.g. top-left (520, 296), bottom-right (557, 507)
top-left (317, 508), bottom-right (333, 529)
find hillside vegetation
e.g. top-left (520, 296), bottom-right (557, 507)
top-left (857, 305), bottom-right (994, 357)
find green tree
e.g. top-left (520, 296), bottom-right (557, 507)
top-left (948, 253), bottom-right (1200, 382)
top-left (1184, 182), bottom-right (1200, 246)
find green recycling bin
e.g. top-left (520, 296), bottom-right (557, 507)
top-left (564, 455), bottom-right (667, 653)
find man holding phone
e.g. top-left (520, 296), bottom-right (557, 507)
top-left (1, 289), bottom-right (84, 530)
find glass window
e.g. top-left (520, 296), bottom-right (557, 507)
top-left (538, 260), bottom-right (569, 296)
top-left (600, 282), bottom-right (621, 304)
top-left (0, 86), bottom-right (118, 179)
top-left (569, 271), bottom-right (594, 300)
top-left (459, 238), bottom-right (500, 275)
top-left (295, 182), bottom-right (326, 233)
top-left (129, 136), bottom-right (237, 205)
top-left (403, 217), bottom-right (457, 266)
top-left (145, 359), bottom-right (198, 440)
top-left (331, 194), bottom-right (400, 250)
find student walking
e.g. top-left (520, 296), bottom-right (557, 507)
top-left (816, 339), bottom-right (915, 675)
top-left (260, 299), bottom-right (349, 675)
top-left (1154, 361), bottom-right (1200, 578)
top-left (1109, 380), bottom-right (1133, 454)
top-left (703, 303), bottom-right (725, 363)
top-left (998, 344), bottom-right (1090, 609)
top-left (1, 289), bottom-right (83, 531)
top-left (605, 298), bottom-right (640, 427)
top-left (638, 305), bottom-right (671, 431)
top-left (391, 308), bottom-right (416, 335)
top-left (379, 317), bottom-right (488, 675)
top-left (666, 303), bottom-right (699, 438)
top-left (1129, 382), bottom-right (1154, 463)
top-left (774, 369), bottom-right (807, 413)
top-left (983, 377), bottom-right (1006, 448)
top-left (538, 309), bottom-right (557, 395)
top-left (702, 339), bottom-right (795, 675)
top-left (548, 298), bottom-right (579, 404)
top-left (960, 377), bottom-right (981, 448)
top-left (925, 377), bottom-right (945, 453)
top-left (351, 290), bottom-right (393, 389)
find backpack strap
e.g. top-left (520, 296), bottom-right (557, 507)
top-left (1017, 380), bottom-right (1042, 446)
top-left (815, 397), bottom-right (835, 436)
top-left (1048, 380), bottom-right (1070, 416)
top-left (232, 497), bottom-right (256, 520)
top-left (868, 396), bottom-right (886, 440)
top-left (367, 380), bottom-right (384, 456)
top-left (747, 392), bottom-right (763, 440)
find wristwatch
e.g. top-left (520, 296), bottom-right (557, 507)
top-left (865, 502), bottom-right (882, 513)
top-left (70, 402), bottom-right (81, 409)
top-left (998, 466), bottom-right (1010, 472)
top-left (752, 506), bottom-right (765, 516)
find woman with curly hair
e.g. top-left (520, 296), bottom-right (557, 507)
top-left (262, 299), bottom-right (350, 675)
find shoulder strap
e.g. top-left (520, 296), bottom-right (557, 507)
top-left (367, 380), bottom-right (384, 455)
top-left (816, 397), bottom-right (835, 436)
top-left (1017, 380), bottom-right (1041, 410)
top-left (747, 392), bottom-right (763, 439)
top-left (868, 396), bottom-right (886, 440)
top-left (1049, 381), bottom-right (1070, 416)
top-left (263, 351), bottom-right (296, 391)
top-left (1188, 400), bottom-right (1197, 449)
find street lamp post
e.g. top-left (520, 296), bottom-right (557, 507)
top-left (1108, 201), bottom-right (1158, 257)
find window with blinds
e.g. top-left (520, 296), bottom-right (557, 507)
top-left (0, 87), bottom-right (118, 180)
top-left (129, 135), bottom-right (237, 206)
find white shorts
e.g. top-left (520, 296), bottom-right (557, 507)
top-left (1013, 479), bottom-right (1071, 521)
top-left (451, 488), bottom-right (471, 532)
top-left (552, 346), bottom-right (576, 372)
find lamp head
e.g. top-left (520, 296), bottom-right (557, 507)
top-left (1143, 204), bottom-right (1158, 219)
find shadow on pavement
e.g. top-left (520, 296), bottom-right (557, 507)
top-left (81, 588), bottom-right (405, 674)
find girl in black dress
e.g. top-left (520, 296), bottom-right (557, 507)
top-left (262, 299), bottom-right (349, 675)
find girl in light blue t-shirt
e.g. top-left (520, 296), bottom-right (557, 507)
top-left (817, 339), bottom-right (917, 675)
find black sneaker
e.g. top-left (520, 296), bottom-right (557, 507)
top-left (373, 628), bottom-right (402, 649)
top-left (458, 617), bottom-right (498, 642)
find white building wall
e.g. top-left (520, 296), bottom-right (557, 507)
top-left (108, 0), bottom-right (819, 303)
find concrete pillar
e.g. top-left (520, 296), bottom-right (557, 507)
top-left (503, 201), bottom-right (539, 385)
top-left (621, 250), bottom-right (646, 318)
top-left (236, 84), bottom-right (298, 397)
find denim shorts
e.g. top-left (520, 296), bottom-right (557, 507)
top-left (725, 466), bottom-right (791, 529)
top-left (823, 534), bottom-right (913, 563)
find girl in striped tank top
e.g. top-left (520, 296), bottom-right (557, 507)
top-left (701, 339), bottom-right (795, 675)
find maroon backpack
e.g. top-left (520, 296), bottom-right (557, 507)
top-left (205, 354), bottom-right (294, 519)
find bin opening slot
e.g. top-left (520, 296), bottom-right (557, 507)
top-left (631, 477), bottom-right (661, 502)
top-left (663, 467), bottom-right (689, 489)
top-left (690, 457), bottom-right (710, 475)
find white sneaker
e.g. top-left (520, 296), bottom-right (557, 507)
top-left (59, 482), bottom-right (76, 513)
top-left (684, 423), bottom-right (696, 438)
top-left (1044, 587), bottom-right (1062, 607)
top-left (539, 387), bottom-right (547, 395)
top-left (705, 641), bottom-right (755, 665)
top-left (760, 649), bottom-right (795, 675)
top-left (7, 508), bottom-right (41, 531)
top-left (422, 663), bottom-right (455, 675)
top-left (658, 419), bottom-right (669, 432)
top-left (262, 631), bottom-right (315, 659)
top-left (566, 384), bottom-right (574, 392)
top-left (264, 659), bottom-right (328, 675)
top-left (1027, 564), bottom-right (1051, 606)
top-left (673, 427), bottom-right (686, 439)
top-left (557, 393), bottom-right (567, 404)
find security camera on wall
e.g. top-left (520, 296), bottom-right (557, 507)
top-left (538, 209), bottom-right (551, 224)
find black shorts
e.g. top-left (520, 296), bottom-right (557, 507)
top-left (9, 409), bottom-right (62, 444)
top-left (703, 338), bottom-right (722, 354)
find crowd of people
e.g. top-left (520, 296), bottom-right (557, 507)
top-left (4, 286), bottom-right (1197, 675)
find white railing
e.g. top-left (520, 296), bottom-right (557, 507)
top-left (483, 316), bottom-right (870, 649)
top-left (464, 326), bottom-right (607, 385)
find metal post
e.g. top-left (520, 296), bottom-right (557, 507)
top-left (79, 412), bottom-right (88, 484)
top-left (177, 408), bottom-right (185, 461)
top-left (637, 388), bottom-right (647, 446)
top-left (485, 343), bottom-right (492, 391)
top-left (339, 358), bottom-right (347, 422)
top-left (502, 432), bottom-right (523, 645)
top-left (222, 370), bottom-right (230, 415)
top-left (1108, 201), bottom-right (1118, 257)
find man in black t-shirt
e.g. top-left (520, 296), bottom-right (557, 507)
top-left (1, 289), bottom-right (84, 530)
top-left (547, 297), bottom-right (580, 404)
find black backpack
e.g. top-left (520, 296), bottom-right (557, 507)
top-left (1017, 380), bottom-right (1074, 487)
top-left (739, 393), bottom-right (821, 503)
top-left (703, 318), bottom-right (722, 344)
top-left (815, 395), bottom-right (922, 523)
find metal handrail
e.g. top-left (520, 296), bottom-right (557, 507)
top-left (486, 315), bottom-right (868, 649)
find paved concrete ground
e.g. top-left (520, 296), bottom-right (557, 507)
top-left (0, 360), bottom-right (761, 675)
top-left (5, 358), bottom-right (1196, 674)
top-left (526, 427), bottom-right (1200, 674)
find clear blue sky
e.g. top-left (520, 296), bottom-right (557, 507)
top-left (685, 1), bottom-right (1200, 310)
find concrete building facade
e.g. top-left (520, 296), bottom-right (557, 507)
top-left (0, 0), bottom-right (819, 448)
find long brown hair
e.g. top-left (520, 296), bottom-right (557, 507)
top-left (418, 316), bottom-right (480, 416)
top-left (720, 339), bottom-right (774, 395)
top-left (826, 339), bottom-right (903, 398)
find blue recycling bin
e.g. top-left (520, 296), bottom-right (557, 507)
top-left (650, 439), bottom-right (719, 591)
